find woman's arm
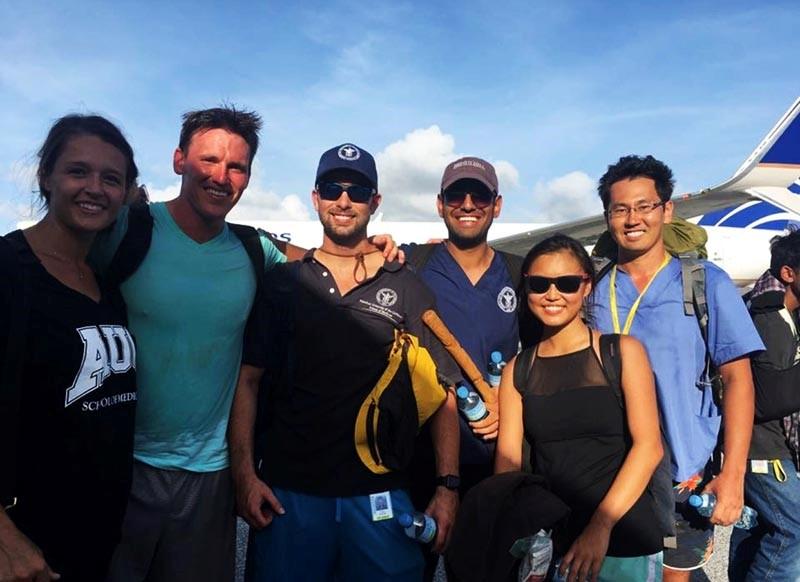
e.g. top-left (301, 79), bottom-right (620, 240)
top-left (560, 335), bottom-right (663, 582)
top-left (494, 356), bottom-right (524, 474)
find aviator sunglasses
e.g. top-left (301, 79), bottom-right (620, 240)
top-left (524, 275), bottom-right (590, 294)
top-left (441, 188), bottom-right (496, 209)
top-left (317, 182), bottom-right (376, 203)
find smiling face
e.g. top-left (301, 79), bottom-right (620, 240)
top-left (43, 134), bottom-right (128, 234)
top-left (606, 176), bottom-right (673, 260)
top-left (526, 250), bottom-right (592, 329)
top-left (437, 178), bottom-right (501, 249)
top-left (313, 169), bottom-right (381, 247)
top-left (173, 127), bottom-right (251, 227)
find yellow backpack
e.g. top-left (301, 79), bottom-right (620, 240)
top-left (354, 329), bottom-right (447, 475)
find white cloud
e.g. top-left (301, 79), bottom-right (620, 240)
top-left (531, 171), bottom-right (597, 222)
top-left (376, 125), bottom-right (521, 220)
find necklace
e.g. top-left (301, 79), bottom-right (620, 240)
top-left (38, 250), bottom-right (86, 280)
top-left (316, 248), bottom-right (381, 283)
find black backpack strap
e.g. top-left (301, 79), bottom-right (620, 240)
top-left (406, 243), bottom-right (439, 273)
top-left (497, 250), bottom-right (524, 289)
top-left (229, 223), bottom-right (267, 293)
top-left (513, 347), bottom-right (535, 395)
top-left (106, 202), bottom-right (154, 288)
top-left (599, 333), bottom-right (624, 407)
top-left (0, 235), bottom-right (33, 507)
top-left (592, 256), bottom-right (614, 282)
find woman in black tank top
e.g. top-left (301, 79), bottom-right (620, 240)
top-left (495, 235), bottom-right (665, 582)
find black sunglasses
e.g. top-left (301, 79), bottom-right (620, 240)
top-left (317, 182), bottom-right (375, 204)
top-left (441, 189), bottom-right (496, 209)
top-left (524, 275), bottom-right (590, 294)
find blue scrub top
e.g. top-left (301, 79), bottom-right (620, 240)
top-left (593, 257), bottom-right (764, 481)
top-left (405, 243), bottom-right (520, 466)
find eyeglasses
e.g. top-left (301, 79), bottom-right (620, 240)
top-left (441, 189), bottom-right (496, 209)
top-left (524, 275), bottom-right (590, 294)
top-left (317, 182), bottom-right (375, 203)
top-left (606, 200), bottom-right (665, 219)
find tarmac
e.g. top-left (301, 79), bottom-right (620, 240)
top-left (234, 519), bottom-right (733, 581)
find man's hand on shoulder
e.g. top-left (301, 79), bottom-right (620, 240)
top-left (233, 473), bottom-right (286, 530)
top-left (425, 487), bottom-right (459, 554)
top-left (368, 234), bottom-right (405, 264)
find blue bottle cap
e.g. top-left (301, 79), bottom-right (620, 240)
top-left (456, 386), bottom-right (469, 399)
top-left (491, 351), bottom-right (502, 363)
top-left (688, 494), bottom-right (703, 508)
top-left (397, 513), bottom-right (413, 527)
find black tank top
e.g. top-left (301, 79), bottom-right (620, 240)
top-left (522, 331), bottom-right (662, 557)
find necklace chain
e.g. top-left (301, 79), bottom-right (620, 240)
top-left (38, 249), bottom-right (86, 280)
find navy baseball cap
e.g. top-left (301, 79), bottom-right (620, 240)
top-left (316, 143), bottom-right (378, 190)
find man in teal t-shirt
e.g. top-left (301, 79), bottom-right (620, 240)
top-left (102, 107), bottom-right (287, 582)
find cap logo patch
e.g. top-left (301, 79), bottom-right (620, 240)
top-left (497, 286), bottom-right (517, 313)
top-left (376, 288), bottom-right (398, 307)
top-left (453, 160), bottom-right (485, 171)
top-left (338, 144), bottom-right (361, 161)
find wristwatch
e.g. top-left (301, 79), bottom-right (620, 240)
top-left (435, 475), bottom-right (461, 491)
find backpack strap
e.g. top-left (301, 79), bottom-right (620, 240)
top-left (0, 236), bottom-right (33, 507)
top-left (106, 202), bottom-right (154, 288)
top-left (228, 223), bottom-right (267, 294)
top-left (407, 243), bottom-right (439, 273)
top-left (599, 333), bottom-right (624, 407)
top-left (497, 250), bottom-right (523, 289)
top-left (513, 347), bottom-right (535, 395)
top-left (592, 256), bottom-right (614, 282)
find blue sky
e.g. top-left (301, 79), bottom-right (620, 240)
top-left (1, 0), bottom-right (798, 232)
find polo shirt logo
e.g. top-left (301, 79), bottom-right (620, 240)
top-left (497, 286), bottom-right (517, 313)
top-left (376, 288), bottom-right (398, 307)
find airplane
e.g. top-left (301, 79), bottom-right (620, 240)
top-left (246, 96), bottom-right (800, 287)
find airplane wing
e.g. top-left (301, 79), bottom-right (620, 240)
top-left (492, 97), bottom-right (800, 256)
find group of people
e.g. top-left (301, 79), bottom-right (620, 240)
top-left (0, 105), bottom-right (798, 582)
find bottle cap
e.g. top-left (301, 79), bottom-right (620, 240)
top-left (456, 386), bottom-right (469, 399)
top-left (688, 494), bottom-right (703, 508)
top-left (491, 351), bottom-right (502, 363)
top-left (397, 513), bottom-right (413, 527)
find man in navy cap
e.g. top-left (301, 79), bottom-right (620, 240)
top-left (229, 143), bottom-right (461, 581)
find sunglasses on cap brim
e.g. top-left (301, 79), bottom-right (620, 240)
top-left (440, 188), bottom-right (496, 209)
top-left (317, 182), bottom-right (376, 204)
top-left (523, 275), bottom-right (590, 294)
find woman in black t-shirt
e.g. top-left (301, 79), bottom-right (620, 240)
top-left (495, 234), bottom-right (664, 582)
top-left (0, 115), bottom-right (139, 582)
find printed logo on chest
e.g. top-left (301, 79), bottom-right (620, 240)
top-left (66, 325), bottom-right (136, 407)
top-left (497, 286), bottom-right (517, 313)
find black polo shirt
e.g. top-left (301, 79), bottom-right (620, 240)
top-left (243, 251), bottom-right (460, 497)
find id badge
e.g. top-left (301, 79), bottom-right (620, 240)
top-left (369, 491), bottom-right (394, 521)
top-left (750, 460), bottom-right (769, 474)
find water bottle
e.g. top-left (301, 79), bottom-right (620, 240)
top-left (456, 385), bottom-right (488, 421)
top-left (688, 493), bottom-right (758, 529)
top-left (488, 351), bottom-right (506, 386)
top-left (511, 530), bottom-right (552, 582)
top-left (397, 511), bottom-right (437, 543)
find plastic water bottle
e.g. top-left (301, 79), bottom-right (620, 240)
top-left (511, 530), bottom-right (552, 582)
top-left (488, 351), bottom-right (506, 386)
top-left (688, 493), bottom-right (758, 529)
top-left (397, 511), bottom-right (437, 543)
top-left (456, 385), bottom-right (488, 421)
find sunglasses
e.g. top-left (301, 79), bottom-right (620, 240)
top-left (441, 189), bottom-right (496, 209)
top-left (317, 182), bottom-right (375, 204)
top-left (523, 275), bottom-right (590, 294)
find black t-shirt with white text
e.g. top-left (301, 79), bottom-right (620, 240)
top-left (0, 231), bottom-right (137, 581)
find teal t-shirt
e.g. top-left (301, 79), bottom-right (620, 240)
top-left (94, 202), bottom-right (285, 471)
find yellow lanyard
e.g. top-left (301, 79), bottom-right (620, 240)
top-left (610, 254), bottom-right (671, 335)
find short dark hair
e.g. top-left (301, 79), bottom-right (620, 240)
top-left (37, 114), bottom-right (138, 205)
top-left (769, 230), bottom-right (800, 282)
top-left (517, 233), bottom-right (596, 347)
top-left (597, 155), bottom-right (674, 209)
top-left (178, 106), bottom-right (262, 165)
